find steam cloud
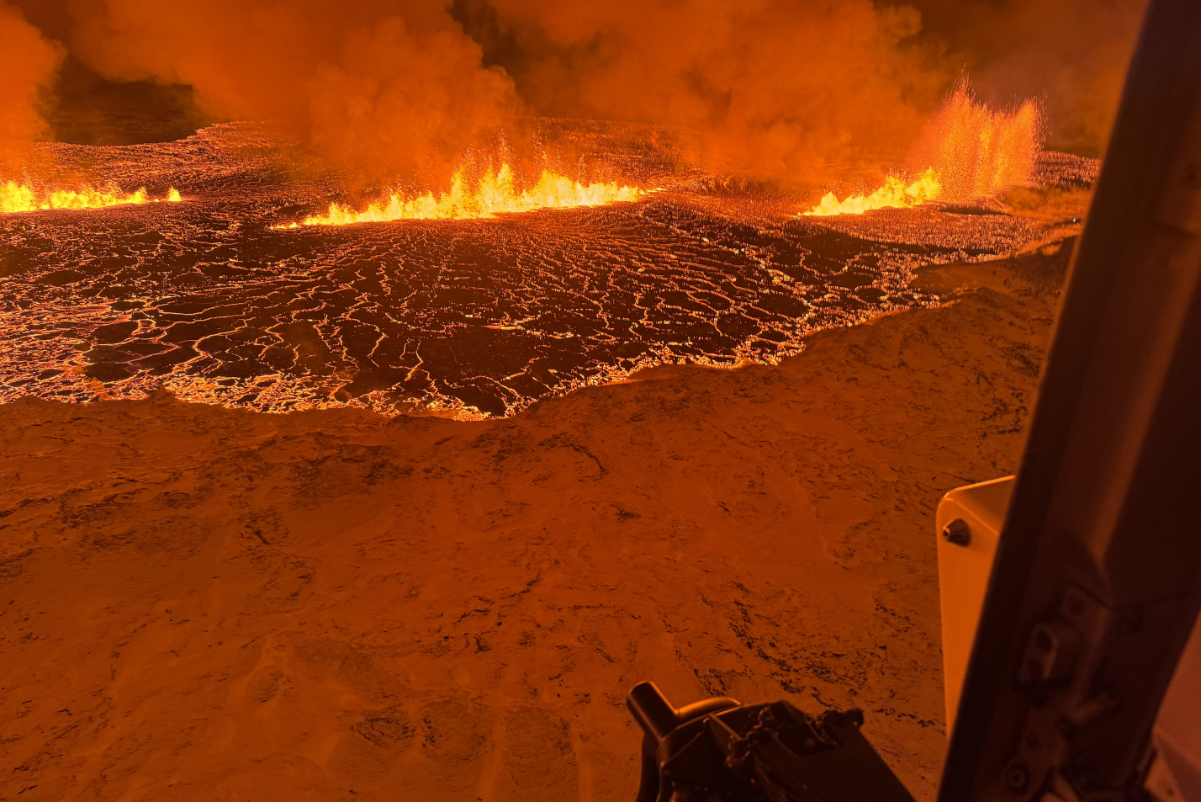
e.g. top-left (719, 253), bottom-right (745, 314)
top-left (0, 1), bottom-right (63, 173)
top-left (1, 0), bottom-right (1149, 185)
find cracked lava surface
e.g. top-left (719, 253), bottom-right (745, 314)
top-left (0, 123), bottom-right (1096, 418)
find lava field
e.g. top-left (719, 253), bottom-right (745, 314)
top-left (0, 123), bottom-right (1095, 417)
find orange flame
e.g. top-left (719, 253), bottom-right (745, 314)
top-left (804, 168), bottom-right (941, 217)
top-left (805, 82), bottom-right (1043, 217)
top-left (1, 182), bottom-right (183, 214)
top-left (278, 164), bottom-right (644, 228)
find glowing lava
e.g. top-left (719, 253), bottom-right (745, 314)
top-left (805, 82), bottom-right (1043, 217)
top-left (805, 168), bottom-right (941, 217)
top-left (1, 182), bottom-right (182, 214)
top-left (279, 164), bottom-right (644, 228)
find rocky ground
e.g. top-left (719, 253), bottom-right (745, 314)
top-left (0, 240), bottom-right (1071, 802)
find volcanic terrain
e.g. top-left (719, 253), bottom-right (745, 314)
top-left (1, 123), bottom-right (1091, 418)
top-left (0, 237), bottom-right (1073, 801)
top-left (0, 117), bottom-right (1094, 802)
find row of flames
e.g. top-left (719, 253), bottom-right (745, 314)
top-left (1, 84), bottom-right (1042, 225)
top-left (1, 182), bottom-right (182, 214)
top-left (275, 164), bottom-right (644, 228)
top-left (0, 168), bottom-right (641, 224)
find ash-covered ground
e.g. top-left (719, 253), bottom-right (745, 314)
top-left (0, 123), bottom-right (1094, 417)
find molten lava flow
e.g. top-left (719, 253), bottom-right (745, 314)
top-left (805, 81), bottom-right (1043, 217)
top-left (1, 183), bottom-right (183, 214)
top-left (279, 164), bottom-right (644, 228)
top-left (805, 169), bottom-right (941, 217)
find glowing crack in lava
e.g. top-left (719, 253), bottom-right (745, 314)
top-left (0, 122), bottom-right (1097, 419)
top-left (278, 163), bottom-right (645, 228)
top-left (805, 82), bottom-right (1043, 217)
top-left (1, 182), bottom-right (182, 214)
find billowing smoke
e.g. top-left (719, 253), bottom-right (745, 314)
top-left (0, 1), bottom-right (63, 174)
top-left (64, 0), bottom-right (520, 187)
top-left (455, 0), bottom-right (950, 185)
top-left (1, 0), bottom-right (1151, 187)
top-left (457, 0), bottom-right (1146, 177)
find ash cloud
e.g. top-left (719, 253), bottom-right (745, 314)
top-left (0, 1), bottom-right (64, 174)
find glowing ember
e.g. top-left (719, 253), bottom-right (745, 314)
top-left (805, 82), bottom-right (1043, 217)
top-left (0, 183), bottom-right (182, 214)
top-left (804, 169), bottom-right (941, 217)
top-left (278, 164), bottom-right (644, 228)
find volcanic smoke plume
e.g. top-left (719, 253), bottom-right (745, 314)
top-left (51, 0), bottom-right (950, 189)
top-left (454, 0), bottom-right (1144, 180)
top-left (0, 1), bottom-right (62, 174)
top-left (454, 0), bottom-right (943, 184)
top-left (3, 0), bottom-right (1147, 193)
top-left (64, 0), bottom-right (521, 189)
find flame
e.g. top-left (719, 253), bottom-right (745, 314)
top-left (278, 164), bottom-right (644, 228)
top-left (1, 183), bottom-right (183, 214)
top-left (804, 81), bottom-right (1043, 217)
top-left (804, 168), bottom-right (942, 217)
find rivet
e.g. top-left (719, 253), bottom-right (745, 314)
top-left (1004, 763), bottom-right (1030, 793)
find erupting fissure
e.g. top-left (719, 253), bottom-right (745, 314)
top-left (1, 183), bottom-right (183, 214)
top-left (804, 82), bottom-right (1043, 217)
top-left (277, 164), bottom-right (645, 228)
top-left (805, 169), bottom-right (942, 217)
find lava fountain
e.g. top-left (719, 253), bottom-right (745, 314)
top-left (805, 82), bottom-right (1043, 217)
top-left (277, 163), bottom-right (645, 228)
top-left (1, 182), bottom-right (183, 214)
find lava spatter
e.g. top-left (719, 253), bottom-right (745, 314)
top-left (804, 81), bottom-right (1043, 217)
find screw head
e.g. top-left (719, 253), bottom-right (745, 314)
top-left (1004, 763), bottom-right (1030, 793)
top-left (942, 518), bottom-right (972, 547)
